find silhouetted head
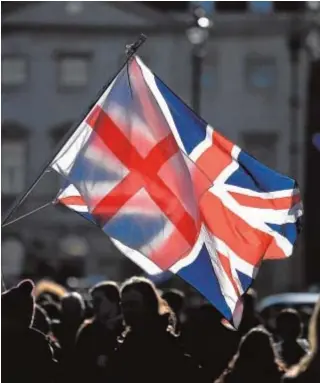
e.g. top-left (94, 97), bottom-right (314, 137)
top-left (2, 280), bottom-right (35, 330)
top-left (90, 281), bottom-right (120, 322)
top-left (162, 289), bottom-right (185, 317)
top-left (276, 308), bottom-right (302, 341)
top-left (121, 277), bottom-right (172, 331)
top-left (239, 327), bottom-right (276, 363)
top-left (219, 327), bottom-right (282, 382)
top-left (61, 292), bottom-right (85, 324)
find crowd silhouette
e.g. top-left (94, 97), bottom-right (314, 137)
top-left (2, 276), bottom-right (320, 383)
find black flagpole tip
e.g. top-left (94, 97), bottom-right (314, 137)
top-left (125, 33), bottom-right (147, 57)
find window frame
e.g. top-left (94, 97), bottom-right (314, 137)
top-left (1, 138), bottom-right (28, 196)
top-left (1, 54), bottom-right (29, 90)
top-left (55, 52), bottom-right (92, 91)
top-left (2, 124), bottom-right (29, 197)
top-left (245, 54), bottom-right (277, 94)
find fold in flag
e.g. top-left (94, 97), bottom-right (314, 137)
top-left (51, 56), bottom-right (303, 327)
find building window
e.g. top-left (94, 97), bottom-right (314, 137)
top-left (1, 237), bottom-right (25, 281)
top-left (246, 56), bottom-right (277, 92)
top-left (51, 123), bottom-right (72, 147)
top-left (242, 132), bottom-right (278, 169)
top-left (65, 1), bottom-right (84, 15)
top-left (1, 56), bottom-right (27, 87)
top-left (2, 140), bottom-right (26, 195)
top-left (249, 1), bottom-right (273, 14)
top-left (58, 54), bottom-right (90, 88)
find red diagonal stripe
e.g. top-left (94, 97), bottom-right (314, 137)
top-left (86, 105), bottom-right (198, 248)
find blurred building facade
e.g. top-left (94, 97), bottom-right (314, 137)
top-left (1, 1), bottom-right (313, 294)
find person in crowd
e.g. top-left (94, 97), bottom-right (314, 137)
top-left (216, 326), bottom-right (285, 383)
top-left (162, 288), bottom-right (185, 336)
top-left (34, 279), bottom-right (67, 305)
top-left (33, 304), bottom-right (62, 362)
top-left (238, 288), bottom-right (263, 335)
top-left (107, 276), bottom-right (209, 383)
top-left (52, 292), bottom-right (85, 381)
top-left (75, 281), bottom-right (123, 383)
top-left (2, 280), bottom-right (56, 383)
top-left (54, 292), bottom-right (85, 353)
top-left (275, 309), bottom-right (309, 368)
top-left (33, 304), bottom-right (51, 335)
top-left (183, 303), bottom-right (241, 382)
top-left (282, 299), bottom-right (320, 382)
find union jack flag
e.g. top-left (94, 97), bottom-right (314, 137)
top-left (50, 57), bottom-right (303, 326)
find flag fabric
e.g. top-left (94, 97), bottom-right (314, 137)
top-left (50, 56), bottom-right (303, 326)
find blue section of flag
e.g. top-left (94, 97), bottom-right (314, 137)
top-left (267, 222), bottom-right (297, 245)
top-left (154, 76), bottom-right (207, 154)
top-left (103, 215), bottom-right (166, 249)
top-left (236, 270), bottom-right (253, 292)
top-left (68, 153), bottom-right (119, 183)
top-left (177, 244), bottom-right (232, 319)
top-left (226, 150), bottom-right (295, 192)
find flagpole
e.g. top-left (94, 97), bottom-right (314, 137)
top-left (1, 34), bottom-right (147, 228)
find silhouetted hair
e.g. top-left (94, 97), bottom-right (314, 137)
top-left (34, 280), bottom-right (67, 303)
top-left (162, 289), bottom-right (185, 314)
top-left (61, 292), bottom-right (85, 312)
top-left (217, 327), bottom-right (284, 382)
top-left (121, 277), bottom-right (161, 316)
top-left (121, 276), bottom-right (176, 332)
top-left (276, 308), bottom-right (302, 340)
top-left (90, 281), bottom-right (120, 303)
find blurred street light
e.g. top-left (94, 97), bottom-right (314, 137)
top-left (198, 16), bottom-right (211, 29)
top-left (186, 4), bottom-right (213, 114)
